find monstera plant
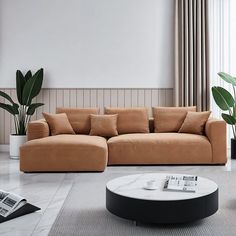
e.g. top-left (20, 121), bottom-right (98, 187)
top-left (0, 68), bottom-right (44, 158)
top-left (212, 72), bottom-right (236, 159)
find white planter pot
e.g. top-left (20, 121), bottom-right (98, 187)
top-left (9, 135), bottom-right (27, 159)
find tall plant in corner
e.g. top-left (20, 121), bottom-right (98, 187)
top-left (0, 68), bottom-right (44, 135)
top-left (0, 68), bottom-right (44, 158)
top-left (212, 72), bottom-right (236, 159)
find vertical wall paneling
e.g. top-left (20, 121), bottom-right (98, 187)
top-left (97, 89), bottom-right (104, 113)
top-left (124, 89), bottom-right (132, 108)
top-left (83, 89), bottom-right (91, 107)
top-left (0, 88), bottom-right (173, 144)
top-left (63, 90), bottom-right (70, 108)
top-left (90, 89), bottom-right (97, 107)
top-left (110, 89), bottom-right (118, 107)
top-left (158, 89), bottom-right (166, 106)
top-left (151, 89), bottom-right (159, 107)
top-left (76, 89), bottom-right (84, 108)
top-left (0, 90), bottom-right (5, 143)
top-left (145, 89), bottom-right (152, 116)
top-left (117, 90), bottom-right (125, 107)
top-left (69, 89), bottom-right (77, 108)
top-left (137, 90), bottom-right (145, 107)
top-left (49, 89), bottom-right (57, 113)
top-left (131, 89), bottom-right (138, 107)
top-left (56, 89), bottom-right (64, 109)
top-left (165, 89), bottom-right (173, 107)
top-left (103, 89), bottom-right (111, 108)
top-left (42, 89), bottom-right (50, 113)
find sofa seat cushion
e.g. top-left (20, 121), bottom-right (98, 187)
top-left (107, 133), bottom-right (212, 165)
top-left (20, 135), bottom-right (108, 172)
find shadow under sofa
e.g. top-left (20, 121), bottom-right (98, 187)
top-left (20, 117), bottom-right (227, 172)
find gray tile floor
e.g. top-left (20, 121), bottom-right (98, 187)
top-left (0, 152), bottom-right (235, 236)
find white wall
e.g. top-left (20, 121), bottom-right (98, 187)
top-left (0, 0), bottom-right (174, 88)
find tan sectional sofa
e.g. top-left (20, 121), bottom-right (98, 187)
top-left (20, 108), bottom-right (227, 172)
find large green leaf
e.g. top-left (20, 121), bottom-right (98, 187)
top-left (0, 103), bottom-right (19, 115)
top-left (27, 103), bottom-right (44, 115)
top-left (218, 72), bottom-right (236, 86)
top-left (22, 68), bottom-right (44, 105)
top-left (212, 86), bottom-right (235, 111)
top-left (0, 91), bottom-right (15, 104)
top-left (16, 70), bottom-right (26, 104)
top-left (13, 103), bottom-right (19, 110)
top-left (222, 113), bottom-right (236, 125)
top-left (24, 70), bottom-right (32, 81)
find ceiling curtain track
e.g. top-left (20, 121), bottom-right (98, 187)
top-left (174, 0), bottom-right (210, 111)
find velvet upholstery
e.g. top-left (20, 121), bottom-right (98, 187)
top-left (56, 107), bottom-right (99, 134)
top-left (22, 115), bottom-right (227, 172)
top-left (90, 114), bottom-right (118, 137)
top-left (43, 113), bottom-right (75, 136)
top-left (27, 119), bottom-right (50, 141)
top-left (153, 106), bottom-right (196, 132)
top-left (179, 111), bottom-right (211, 135)
top-left (105, 107), bottom-right (149, 134)
top-left (20, 135), bottom-right (108, 172)
top-left (107, 133), bottom-right (212, 165)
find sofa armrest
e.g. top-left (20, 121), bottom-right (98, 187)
top-left (205, 118), bottom-right (227, 164)
top-left (27, 119), bottom-right (50, 141)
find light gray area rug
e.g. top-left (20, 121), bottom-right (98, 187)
top-left (49, 167), bottom-right (236, 236)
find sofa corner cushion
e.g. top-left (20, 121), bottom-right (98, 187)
top-left (20, 135), bottom-right (108, 172)
top-left (43, 112), bottom-right (75, 135)
top-left (107, 133), bottom-right (212, 165)
top-left (153, 106), bottom-right (196, 133)
top-left (104, 107), bottom-right (149, 134)
top-left (179, 111), bottom-right (211, 135)
top-left (56, 107), bottom-right (99, 134)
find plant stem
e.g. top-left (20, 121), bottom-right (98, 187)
top-left (15, 114), bottom-right (20, 134)
top-left (233, 86), bottom-right (236, 104)
top-left (13, 116), bottom-right (17, 135)
top-left (232, 125), bottom-right (236, 139)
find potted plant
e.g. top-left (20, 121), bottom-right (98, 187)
top-left (212, 72), bottom-right (236, 159)
top-left (0, 68), bottom-right (44, 159)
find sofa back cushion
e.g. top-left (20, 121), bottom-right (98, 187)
top-left (56, 107), bottom-right (99, 134)
top-left (90, 114), bottom-right (118, 137)
top-left (179, 111), bottom-right (211, 135)
top-left (42, 112), bottom-right (75, 136)
top-left (153, 106), bottom-right (196, 132)
top-left (105, 107), bottom-right (149, 134)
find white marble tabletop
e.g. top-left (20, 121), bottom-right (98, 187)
top-left (106, 173), bottom-right (218, 201)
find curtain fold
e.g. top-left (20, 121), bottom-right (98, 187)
top-left (175, 0), bottom-right (210, 111)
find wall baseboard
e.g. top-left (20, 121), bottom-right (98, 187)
top-left (0, 145), bottom-right (9, 152)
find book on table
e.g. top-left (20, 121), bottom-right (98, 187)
top-left (163, 175), bottom-right (198, 193)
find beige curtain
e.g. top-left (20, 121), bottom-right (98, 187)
top-left (175, 0), bottom-right (210, 111)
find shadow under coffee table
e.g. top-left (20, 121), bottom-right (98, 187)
top-left (106, 173), bottom-right (218, 224)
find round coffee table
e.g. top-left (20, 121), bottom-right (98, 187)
top-left (106, 173), bottom-right (218, 224)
